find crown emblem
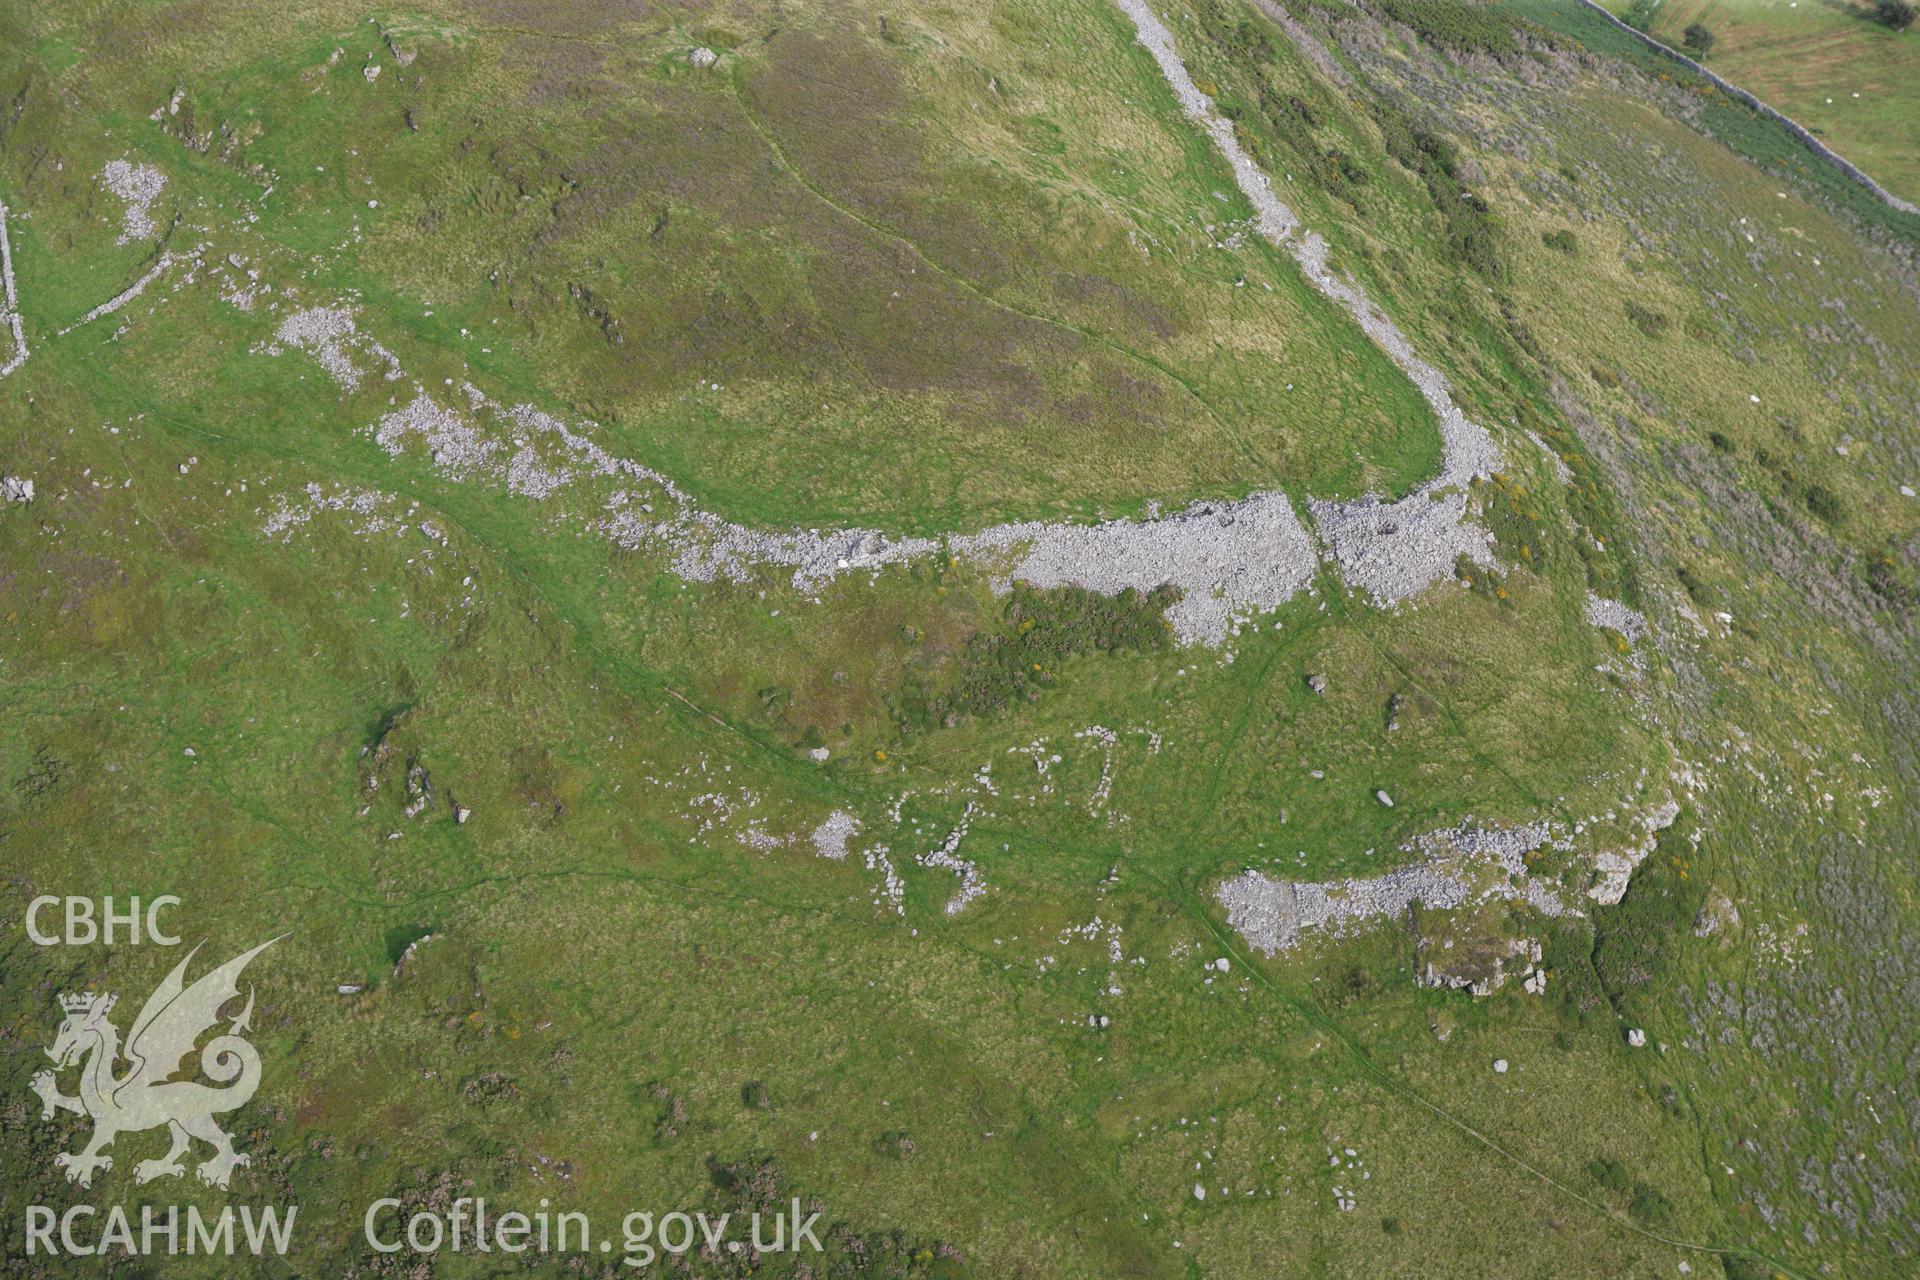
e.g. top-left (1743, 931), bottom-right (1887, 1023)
top-left (34, 936), bottom-right (282, 1191)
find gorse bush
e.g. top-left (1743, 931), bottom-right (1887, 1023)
top-left (1368, 0), bottom-right (1520, 54)
top-left (1675, 563), bottom-right (1716, 607)
top-left (1625, 300), bottom-right (1671, 338)
top-left (1379, 118), bottom-right (1506, 279)
top-left (1194, 2), bottom-right (1377, 207)
top-left (1587, 1157), bottom-right (1631, 1194)
top-left (1720, 1256), bottom-right (1776, 1280)
top-left (1629, 1181), bottom-right (1677, 1228)
top-left (1592, 829), bottom-right (1703, 1018)
top-left (892, 583), bottom-right (1177, 732)
top-left (1802, 483), bottom-right (1844, 525)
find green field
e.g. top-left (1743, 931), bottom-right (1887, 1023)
top-left (2, 2), bottom-right (1916, 1278)
top-left (1604, 0), bottom-right (1920, 203)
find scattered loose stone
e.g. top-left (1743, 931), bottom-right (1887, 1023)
top-left (1493, 1058), bottom-right (1509, 1074)
top-left (0, 200), bottom-right (24, 377)
top-left (1584, 592), bottom-right (1648, 646)
top-left (101, 159), bottom-right (166, 244)
top-left (1587, 800), bottom-right (1680, 904)
top-left (1421, 936), bottom-right (1542, 997)
top-left (262, 483), bottom-right (399, 540)
top-left (272, 305), bottom-right (402, 391)
top-left (1216, 820), bottom-right (1575, 956)
top-left (958, 491), bottom-right (1318, 646)
top-left (393, 933), bottom-right (433, 973)
top-left (1693, 891), bottom-right (1740, 938)
top-left (811, 809), bottom-right (860, 862)
top-left (356, 383), bottom-right (1320, 646)
top-left (917, 805), bottom-right (985, 913)
top-left (1114, 0), bottom-right (1507, 605)
top-left (1627, 1028), bottom-right (1647, 1048)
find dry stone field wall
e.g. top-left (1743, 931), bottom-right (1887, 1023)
top-left (9, 6), bottom-right (1657, 942)
top-left (1571, 0), bottom-right (1920, 217)
top-left (243, 3), bottom-right (1644, 945)
top-left (0, 201), bottom-right (23, 378)
top-left (248, 3), bottom-right (1518, 645)
top-left (1117, 0), bottom-right (1509, 606)
top-left (16, 5), bottom-right (1530, 649)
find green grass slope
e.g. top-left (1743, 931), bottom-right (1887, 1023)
top-left (1607, 0), bottom-right (1920, 204)
top-left (1, 2), bottom-right (1916, 1278)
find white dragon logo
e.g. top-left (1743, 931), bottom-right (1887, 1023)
top-left (30, 936), bottom-right (282, 1190)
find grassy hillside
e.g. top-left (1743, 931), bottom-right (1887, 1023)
top-left (1606, 0), bottom-right (1920, 203)
top-left (2, 2), bottom-right (1916, 1278)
